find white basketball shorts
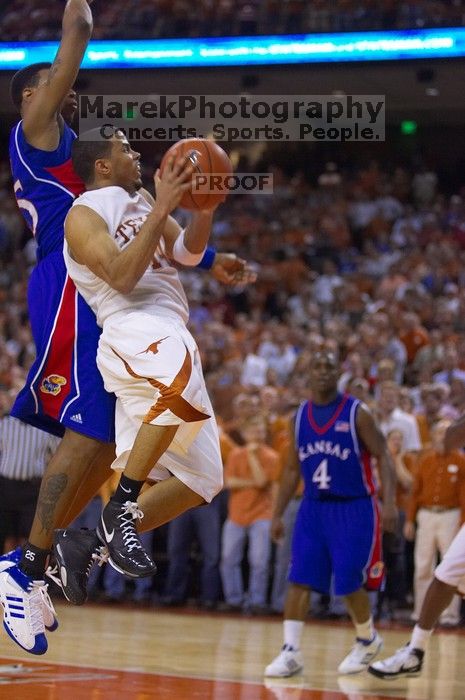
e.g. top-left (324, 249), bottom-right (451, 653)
top-left (97, 310), bottom-right (223, 502)
top-left (435, 522), bottom-right (465, 595)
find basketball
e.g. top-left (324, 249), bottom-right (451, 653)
top-left (160, 138), bottom-right (233, 210)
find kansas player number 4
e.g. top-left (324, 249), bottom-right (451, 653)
top-left (312, 458), bottom-right (331, 489)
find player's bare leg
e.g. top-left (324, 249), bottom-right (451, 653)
top-left (264, 583), bottom-right (309, 677)
top-left (418, 577), bottom-right (457, 629)
top-left (368, 576), bottom-right (457, 679)
top-left (137, 476), bottom-right (205, 531)
top-left (283, 583), bottom-right (311, 620)
top-left (20, 430), bottom-right (112, 578)
top-left (97, 423), bottom-right (179, 577)
top-left (338, 587), bottom-right (383, 674)
top-left (124, 423), bottom-right (179, 480)
top-left (59, 442), bottom-right (116, 526)
top-left (38, 440), bottom-right (116, 606)
top-left (56, 427), bottom-right (210, 604)
top-left (0, 430), bottom-right (114, 655)
top-left (370, 522), bottom-right (465, 679)
top-left (344, 588), bottom-right (372, 625)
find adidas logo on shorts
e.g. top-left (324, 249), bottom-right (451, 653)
top-left (70, 413), bottom-right (83, 424)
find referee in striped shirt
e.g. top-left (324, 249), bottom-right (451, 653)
top-left (0, 408), bottom-right (60, 554)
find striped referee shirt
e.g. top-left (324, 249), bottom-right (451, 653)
top-left (0, 415), bottom-right (60, 481)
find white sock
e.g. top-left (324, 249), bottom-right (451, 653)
top-left (355, 617), bottom-right (375, 643)
top-left (410, 624), bottom-right (432, 651)
top-left (283, 620), bottom-right (304, 650)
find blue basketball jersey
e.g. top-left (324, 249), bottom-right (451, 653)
top-left (295, 393), bottom-right (377, 499)
top-left (9, 120), bottom-right (115, 442)
top-left (9, 120), bottom-right (84, 261)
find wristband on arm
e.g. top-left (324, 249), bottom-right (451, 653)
top-left (196, 246), bottom-right (217, 270)
top-left (172, 230), bottom-right (206, 266)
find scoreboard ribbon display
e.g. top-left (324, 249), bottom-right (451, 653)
top-left (1, 28), bottom-right (465, 70)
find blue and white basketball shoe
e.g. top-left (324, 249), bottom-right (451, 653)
top-left (0, 550), bottom-right (58, 654)
top-left (0, 559), bottom-right (48, 655)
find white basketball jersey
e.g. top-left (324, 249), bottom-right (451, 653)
top-left (63, 186), bottom-right (189, 326)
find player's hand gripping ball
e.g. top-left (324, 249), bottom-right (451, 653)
top-left (160, 138), bottom-right (232, 210)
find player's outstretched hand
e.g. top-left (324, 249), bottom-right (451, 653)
top-left (211, 253), bottom-right (257, 286)
top-left (270, 515), bottom-right (285, 543)
top-left (154, 155), bottom-right (194, 214)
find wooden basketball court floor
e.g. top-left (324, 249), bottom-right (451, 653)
top-left (0, 603), bottom-right (464, 700)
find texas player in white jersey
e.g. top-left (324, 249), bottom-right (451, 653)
top-left (369, 414), bottom-right (465, 679)
top-left (63, 130), bottom-right (224, 578)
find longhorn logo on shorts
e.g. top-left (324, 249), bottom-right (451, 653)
top-left (137, 337), bottom-right (169, 356)
top-left (40, 374), bottom-right (67, 396)
top-left (112, 342), bottom-right (210, 424)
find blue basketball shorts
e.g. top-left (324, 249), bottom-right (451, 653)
top-left (288, 495), bottom-right (383, 596)
top-left (11, 251), bottom-right (116, 441)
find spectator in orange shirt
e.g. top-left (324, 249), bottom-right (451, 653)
top-left (415, 384), bottom-right (446, 448)
top-left (377, 429), bottom-right (415, 618)
top-left (222, 392), bottom-right (260, 445)
top-left (388, 430), bottom-right (415, 514)
top-left (399, 312), bottom-right (430, 365)
top-left (220, 415), bottom-right (280, 613)
top-left (405, 421), bottom-right (465, 626)
top-left (217, 418), bottom-right (239, 464)
top-left (270, 424), bottom-right (305, 614)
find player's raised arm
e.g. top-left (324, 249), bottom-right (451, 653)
top-left (65, 204), bottom-right (170, 294)
top-left (148, 167), bottom-right (213, 263)
top-left (22, 0), bottom-right (94, 145)
top-left (65, 155), bottom-right (193, 293)
top-left (159, 204), bottom-right (215, 263)
top-left (356, 403), bottom-right (398, 533)
top-left (141, 183), bottom-right (257, 285)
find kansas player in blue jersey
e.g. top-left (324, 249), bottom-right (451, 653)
top-left (0, 0), bottom-right (252, 657)
top-left (0, 0), bottom-right (111, 658)
top-left (265, 347), bottom-right (397, 678)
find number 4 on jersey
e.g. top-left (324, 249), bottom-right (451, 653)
top-left (312, 458), bottom-right (331, 489)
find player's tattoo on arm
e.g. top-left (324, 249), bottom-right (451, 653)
top-left (36, 473), bottom-right (68, 534)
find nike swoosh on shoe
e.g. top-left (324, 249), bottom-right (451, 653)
top-left (101, 520), bottom-right (115, 542)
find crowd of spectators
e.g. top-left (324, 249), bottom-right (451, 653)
top-left (1, 0), bottom-right (465, 41)
top-left (2, 146), bottom-right (465, 620)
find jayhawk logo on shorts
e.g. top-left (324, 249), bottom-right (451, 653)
top-left (370, 561), bottom-right (384, 579)
top-left (40, 374), bottom-right (67, 396)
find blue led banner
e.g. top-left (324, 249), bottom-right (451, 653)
top-left (1, 28), bottom-right (465, 70)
